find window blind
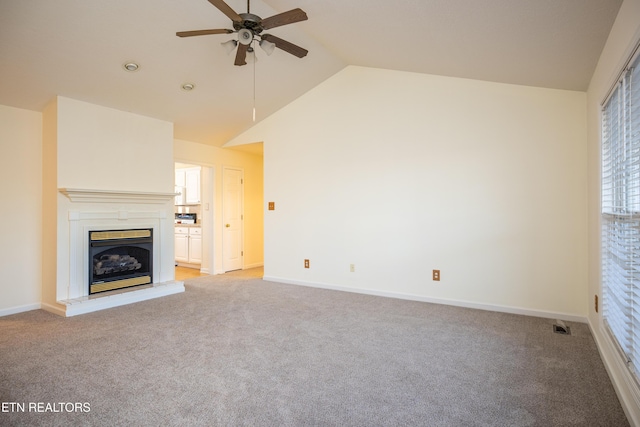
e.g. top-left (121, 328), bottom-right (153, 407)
top-left (602, 52), bottom-right (640, 376)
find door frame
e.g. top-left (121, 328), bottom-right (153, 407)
top-left (174, 161), bottom-right (215, 275)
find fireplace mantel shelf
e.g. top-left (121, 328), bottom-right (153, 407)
top-left (60, 188), bottom-right (178, 204)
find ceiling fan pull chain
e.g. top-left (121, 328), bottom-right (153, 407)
top-left (253, 40), bottom-right (257, 122)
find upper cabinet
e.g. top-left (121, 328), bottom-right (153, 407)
top-left (184, 168), bottom-right (201, 204)
top-left (175, 166), bottom-right (201, 205)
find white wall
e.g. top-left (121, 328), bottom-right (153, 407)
top-left (57, 97), bottom-right (173, 192)
top-left (587, 0), bottom-right (640, 424)
top-left (0, 105), bottom-right (42, 314)
top-left (174, 139), bottom-right (264, 274)
top-left (230, 65), bottom-right (588, 319)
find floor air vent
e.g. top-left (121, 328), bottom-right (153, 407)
top-left (553, 320), bottom-right (571, 335)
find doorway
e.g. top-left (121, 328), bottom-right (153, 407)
top-left (174, 162), bottom-right (212, 277)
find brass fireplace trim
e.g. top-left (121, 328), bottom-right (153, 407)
top-left (90, 275), bottom-right (152, 294)
top-left (90, 229), bottom-right (151, 241)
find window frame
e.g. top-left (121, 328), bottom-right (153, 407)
top-left (601, 43), bottom-right (640, 383)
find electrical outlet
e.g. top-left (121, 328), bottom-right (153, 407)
top-left (268, 202), bottom-right (275, 210)
top-left (350, 264), bottom-right (355, 272)
top-left (433, 270), bottom-right (440, 281)
top-left (304, 259), bottom-right (309, 268)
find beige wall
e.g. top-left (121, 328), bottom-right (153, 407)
top-left (230, 65), bottom-right (588, 320)
top-left (41, 99), bottom-right (57, 306)
top-left (587, 0), bottom-right (640, 424)
top-left (0, 105), bottom-right (42, 314)
top-left (174, 139), bottom-right (264, 274)
top-left (56, 97), bottom-right (174, 192)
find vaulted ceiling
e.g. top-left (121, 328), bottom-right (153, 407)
top-left (0, 0), bottom-right (623, 147)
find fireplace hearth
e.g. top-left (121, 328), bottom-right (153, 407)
top-left (89, 229), bottom-right (153, 294)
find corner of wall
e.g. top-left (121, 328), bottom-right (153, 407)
top-left (41, 99), bottom-right (58, 306)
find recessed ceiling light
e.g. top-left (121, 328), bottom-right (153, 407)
top-left (181, 83), bottom-right (195, 91)
top-left (123, 62), bottom-right (139, 72)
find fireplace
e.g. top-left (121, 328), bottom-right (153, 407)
top-left (89, 228), bottom-right (153, 294)
top-left (47, 188), bottom-right (184, 317)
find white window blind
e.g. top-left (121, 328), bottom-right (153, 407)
top-left (602, 51), bottom-right (640, 376)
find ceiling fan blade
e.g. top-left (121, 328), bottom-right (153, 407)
top-left (234, 43), bottom-right (249, 66)
top-left (260, 34), bottom-right (308, 58)
top-left (207, 0), bottom-right (243, 23)
top-left (261, 8), bottom-right (308, 30)
top-left (176, 29), bottom-right (233, 37)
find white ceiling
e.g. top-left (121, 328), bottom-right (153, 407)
top-left (0, 0), bottom-right (622, 148)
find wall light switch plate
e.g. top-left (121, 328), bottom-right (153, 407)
top-left (433, 270), bottom-right (440, 281)
top-left (268, 202), bottom-right (275, 210)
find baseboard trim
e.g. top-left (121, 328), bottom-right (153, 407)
top-left (588, 319), bottom-right (640, 426)
top-left (262, 276), bottom-right (587, 323)
top-left (244, 263), bottom-right (264, 270)
top-left (176, 261), bottom-right (201, 269)
top-left (0, 303), bottom-right (42, 317)
top-left (41, 302), bottom-right (67, 317)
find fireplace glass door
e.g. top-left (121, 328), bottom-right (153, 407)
top-left (89, 229), bottom-right (153, 294)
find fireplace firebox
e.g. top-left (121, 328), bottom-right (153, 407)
top-left (89, 229), bottom-right (153, 294)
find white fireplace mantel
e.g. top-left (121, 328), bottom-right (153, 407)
top-left (59, 188), bottom-right (178, 204)
top-left (43, 187), bottom-right (184, 317)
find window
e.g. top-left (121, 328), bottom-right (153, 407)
top-left (602, 49), bottom-right (640, 378)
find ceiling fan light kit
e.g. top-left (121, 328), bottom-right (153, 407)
top-left (237, 28), bottom-right (253, 45)
top-left (259, 39), bottom-right (275, 56)
top-left (245, 47), bottom-right (257, 64)
top-left (221, 39), bottom-right (238, 54)
top-left (177, 0), bottom-right (309, 66)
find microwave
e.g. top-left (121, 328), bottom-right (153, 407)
top-left (175, 213), bottom-right (197, 224)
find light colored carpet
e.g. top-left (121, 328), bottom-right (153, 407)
top-left (0, 269), bottom-right (629, 426)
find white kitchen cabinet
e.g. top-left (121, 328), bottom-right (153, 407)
top-left (175, 167), bottom-right (201, 205)
top-left (185, 168), bottom-right (201, 204)
top-left (174, 227), bottom-right (190, 263)
top-left (188, 227), bottom-right (202, 264)
top-left (175, 226), bottom-right (202, 265)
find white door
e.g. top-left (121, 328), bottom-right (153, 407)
top-left (223, 167), bottom-right (243, 272)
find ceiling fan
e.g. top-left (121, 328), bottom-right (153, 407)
top-left (177, 0), bottom-right (309, 66)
